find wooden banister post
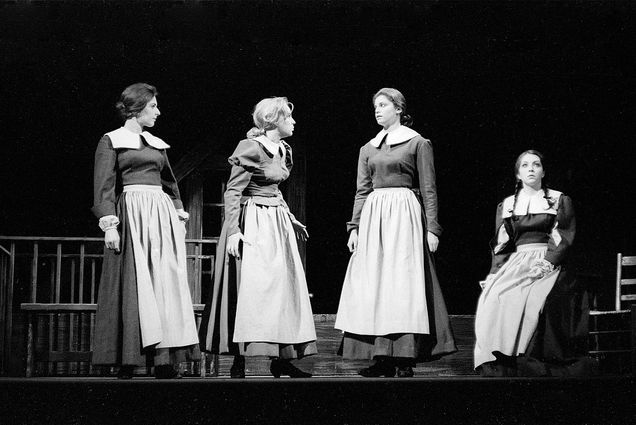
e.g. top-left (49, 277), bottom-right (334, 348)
top-left (631, 304), bottom-right (635, 376)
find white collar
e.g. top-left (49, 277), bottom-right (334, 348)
top-left (501, 189), bottom-right (562, 218)
top-left (369, 126), bottom-right (420, 147)
top-left (254, 135), bottom-right (286, 157)
top-left (105, 127), bottom-right (170, 149)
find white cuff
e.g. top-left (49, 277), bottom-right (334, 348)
top-left (98, 215), bottom-right (120, 232)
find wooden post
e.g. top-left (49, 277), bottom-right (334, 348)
top-left (25, 313), bottom-right (34, 378)
top-left (184, 170), bottom-right (204, 301)
top-left (78, 243), bottom-right (85, 303)
top-left (285, 142), bottom-right (307, 267)
top-left (4, 243), bottom-right (15, 377)
top-left (631, 304), bottom-right (636, 375)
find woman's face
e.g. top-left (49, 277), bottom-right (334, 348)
top-left (516, 153), bottom-right (545, 189)
top-left (277, 113), bottom-right (296, 138)
top-left (136, 96), bottom-right (161, 128)
top-left (374, 95), bottom-right (401, 129)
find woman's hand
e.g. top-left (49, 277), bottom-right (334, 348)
top-left (528, 259), bottom-right (554, 280)
top-left (427, 231), bottom-right (439, 253)
top-left (104, 228), bottom-right (120, 252)
top-left (347, 229), bottom-right (358, 253)
top-left (226, 232), bottom-right (250, 259)
top-left (176, 209), bottom-right (189, 223)
top-left (479, 273), bottom-right (495, 289)
top-left (291, 217), bottom-right (309, 242)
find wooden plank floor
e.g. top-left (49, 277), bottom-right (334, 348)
top-left (214, 314), bottom-right (477, 377)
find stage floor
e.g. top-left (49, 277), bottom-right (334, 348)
top-left (1, 376), bottom-right (634, 425)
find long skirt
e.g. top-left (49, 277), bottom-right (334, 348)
top-left (199, 199), bottom-right (317, 359)
top-left (474, 243), bottom-right (560, 369)
top-left (335, 188), bottom-right (456, 360)
top-left (93, 185), bottom-right (200, 366)
top-left (520, 263), bottom-right (592, 376)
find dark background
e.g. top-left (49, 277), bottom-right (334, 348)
top-left (1, 0), bottom-right (635, 314)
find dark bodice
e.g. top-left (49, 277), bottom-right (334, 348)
top-left (223, 138), bottom-right (294, 236)
top-left (507, 214), bottom-right (557, 247)
top-left (115, 140), bottom-right (169, 187)
top-left (92, 135), bottom-right (182, 218)
top-left (347, 135), bottom-right (441, 235)
top-left (489, 192), bottom-right (575, 273)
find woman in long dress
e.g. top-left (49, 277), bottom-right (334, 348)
top-left (199, 97), bottom-right (316, 378)
top-left (335, 88), bottom-right (456, 378)
top-left (92, 83), bottom-right (199, 379)
top-left (474, 150), bottom-right (591, 377)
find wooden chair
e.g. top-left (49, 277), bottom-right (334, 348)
top-left (615, 253), bottom-right (636, 311)
top-left (588, 253), bottom-right (636, 374)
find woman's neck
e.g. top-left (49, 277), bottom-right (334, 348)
top-left (124, 119), bottom-right (143, 134)
top-left (521, 184), bottom-right (542, 195)
top-left (264, 130), bottom-right (281, 143)
top-left (383, 121), bottom-right (402, 133)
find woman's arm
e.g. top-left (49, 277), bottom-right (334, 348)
top-left (160, 150), bottom-right (184, 211)
top-left (346, 146), bottom-right (373, 234)
top-left (224, 139), bottom-right (261, 237)
top-left (92, 136), bottom-right (118, 219)
top-left (488, 202), bottom-right (513, 275)
top-left (91, 136), bottom-right (121, 251)
top-left (415, 138), bottom-right (442, 237)
top-left (544, 194), bottom-right (576, 266)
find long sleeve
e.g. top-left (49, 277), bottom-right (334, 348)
top-left (346, 146), bottom-right (373, 233)
top-left (160, 150), bottom-right (184, 210)
top-left (544, 194), bottom-right (575, 266)
top-left (91, 136), bottom-right (118, 219)
top-left (488, 202), bottom-right (513, 274)
top-left (223, 139), bottom-right (261, 236)
top-left (416, 138), bottom-right (442, 236)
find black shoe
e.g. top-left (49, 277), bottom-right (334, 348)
top-left (270, 359), bottom-right (312, 378)
top-left (230, 355), bottom-right (245, 379)
top-left (155, 364), bottom-right (181, 379)
top-left (117, 365), bottom-right (134, 379)
top-left (358, 359), bottom-right (396, 378)
top-left (397, 366), bottom-right (414, 378)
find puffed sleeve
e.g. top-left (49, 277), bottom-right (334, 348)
top-left (488, 202), bottom-right (514, 274)
top-left (346, 145), bottom-right (373, 233)
top-left (224, 139), bottom-right (261, 236)
top-left (91, 135), bottom-right (118, 219)
top-left (159, 150), bottom-right (184, 210)
top-left (544, 194), bottom-right (575, 266)
top-left (416, 137), bottom-right (442, 236)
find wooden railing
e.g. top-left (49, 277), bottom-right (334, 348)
top-left (0, 235), bottom-right (218, 377)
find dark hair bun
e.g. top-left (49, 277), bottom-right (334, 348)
top-left (401, 113), bottom-right (413, 127)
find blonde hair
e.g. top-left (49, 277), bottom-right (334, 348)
top-left (246, 97), bottom-right (294, 138)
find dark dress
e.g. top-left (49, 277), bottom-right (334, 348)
top-left (199, 136), bottom-right (317, 359)
top-left (92, 127), bottom-right (199, 367)
top-left (335, 126), bottom-right (457, 362)
top-left (475, 189), bottom-right (593, 376)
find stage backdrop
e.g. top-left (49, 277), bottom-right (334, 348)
top-left (1, 0), bottom-right (635, 313)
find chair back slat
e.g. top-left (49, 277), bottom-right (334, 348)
top-left (621, 256), bottom-right (636, 266)
top-left (621, 278), bottom-right (636, 286)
